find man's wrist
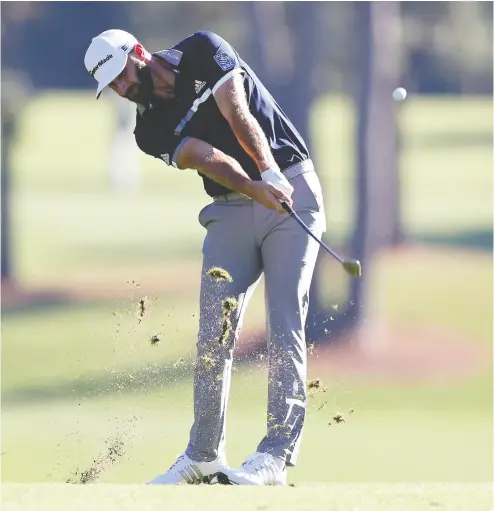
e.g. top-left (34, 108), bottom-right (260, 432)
top-left (259, 161), bottom-right (279, 173)
top-left (261, 168), bottom-right (283, 182)
top-left (261, 168), bottom-right (293, 196)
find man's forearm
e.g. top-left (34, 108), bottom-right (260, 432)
top-left (176, 137), bottom-right (288, 212)
top-left (199, 146), bottom-right (254, 195)
top-left (214, 73), bottom-right (278, 173)
top-left (229, 112), bottom-right (278, 173)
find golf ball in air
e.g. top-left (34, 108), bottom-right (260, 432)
top-left (393, 87), bottom-right (407, 101)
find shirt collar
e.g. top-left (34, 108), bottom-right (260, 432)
top-left (137, 48), bottom-right (183, 116)
top-left (153, 48), bottom-right (183, 68)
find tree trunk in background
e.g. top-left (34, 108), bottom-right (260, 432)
top-left (349, 1), bottom-right (402, 328)
top-left (1, 123), bottom-right (12, 280)
top-left (1, 70), bottom-right (32, 284)
top-left (250, 1), bottom-right (316, 141)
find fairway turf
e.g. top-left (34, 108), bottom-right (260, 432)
top-left (3, 92), bottom-right (492, 504)
top-left (2, 399), bottom-right (492, 484)
top-left (2, 251), bottom-right (492, 484)
top-left (2, 483), bottom-right (492, 511)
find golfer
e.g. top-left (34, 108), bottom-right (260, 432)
top-left (85, 29), bottom-right (326, 486)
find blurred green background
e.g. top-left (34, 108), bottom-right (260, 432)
top-left (1, 1), bottom-right (493, 486)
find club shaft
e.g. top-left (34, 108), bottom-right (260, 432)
top-left (281, 202), bottom-right (345, 264)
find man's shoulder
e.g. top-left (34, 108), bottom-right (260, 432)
top-left (176, 31), bottom-right (223, 46)
top-left (152, 31), bottom-right (223, 70)
top-left (173, 31), bottom-right (228, 55)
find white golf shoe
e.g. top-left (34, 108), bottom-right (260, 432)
top-left (146, 453), bottom-right (228, 485)
top-left (215, 452), bottom-right (287, 486)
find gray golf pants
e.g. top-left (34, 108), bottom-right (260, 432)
top-left (186, 160), bottom-right (326, 467)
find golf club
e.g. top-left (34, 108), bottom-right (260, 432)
top-left (280, 200), bottom-right (362, 277)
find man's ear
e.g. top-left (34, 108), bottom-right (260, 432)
top-left (133, 43), bottom-right (150, 62)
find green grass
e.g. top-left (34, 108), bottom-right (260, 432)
top-left (2, 92), bottom-right (492, 492)
top-left (309, 94), bottom-right (493, 238)
top-left (11, 180), bottom-right (209, 287)
top-left (2, 393), bottom-right (492, 484)
top-left (2, 252), bottom-right (492, 484)
top-left (2, 483), bottom-right (492, 511)
top-left (3, 251), bottom-right (491, 397)
top-left (3, 484), bottom-right (492, 511)
top-left (371, 249), bottom-right (493, 343)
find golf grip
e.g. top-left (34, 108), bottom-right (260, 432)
top-left (280, 201), bottom-right (345, 265)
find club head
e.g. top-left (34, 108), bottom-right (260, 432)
top-left (343, 260), bottom-right (362, 277)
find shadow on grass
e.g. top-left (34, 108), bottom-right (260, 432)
top-left (2, 362), bottom-right (195, 408)
top-left (3, 340), bottom-right (274, 407)
top-left (1, 285), bottom-right (72, 316)
top-left (410, 229), bottom-right (493, 252)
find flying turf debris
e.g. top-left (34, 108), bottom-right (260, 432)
top-left (218, 296), bottom-right (238, 345)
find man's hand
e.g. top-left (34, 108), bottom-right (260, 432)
top-left (244, 181), bottom-right (292, 214)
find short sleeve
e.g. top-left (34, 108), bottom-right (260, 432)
top-left (134, 122), bottom-right (190, 169)
top-left (193, 31), bottom-right (244, 95)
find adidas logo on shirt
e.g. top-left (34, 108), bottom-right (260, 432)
top-left (195, 80), bottom-right (207, 94)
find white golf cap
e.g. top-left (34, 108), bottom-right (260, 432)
top-left (84, 29), bottom-right (139, 99)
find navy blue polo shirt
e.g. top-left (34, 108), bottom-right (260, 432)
top-left (134, 31), bottom-right (309, 198)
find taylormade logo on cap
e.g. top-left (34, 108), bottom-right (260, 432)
top-left (90, 54), bottom-right (114, 76)
top-left (84, 29), bottom-right (139, 99)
